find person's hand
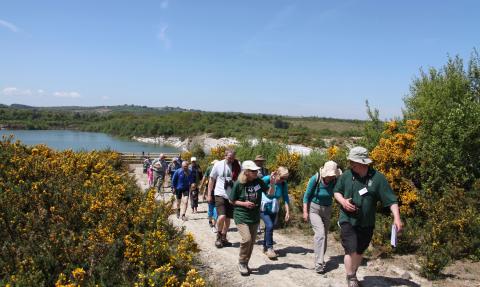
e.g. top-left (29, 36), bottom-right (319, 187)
top-left (269, 172), bottom-right (276, 185)
top-left (285, 211), bottom-right (290, 222)
top-left (342, 198), bottom-right (356, 213)
top-left (302, 211), bottom-right (309, 222)
top-left (394, 218), bottom-right (404, 234)
top-left (244, 201), bottom-right (255, 209)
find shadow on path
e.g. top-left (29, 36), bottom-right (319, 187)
top-left (362, 276), bottom-right (422, 287)
top-left (276, 246), bottom-right (314, 257)
top-left (252, 263), bottom-right (309, 275)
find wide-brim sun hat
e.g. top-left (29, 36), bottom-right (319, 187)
top-left (320, 160), bottom-right (342, 178)
top-left (254, 155), bottom-right (266, 161)
top-left (347, 146), bottom-right (372, 165)
top-left (242, 160), bottom-right (261, 171)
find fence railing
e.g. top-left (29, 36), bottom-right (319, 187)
top-left (120, 152), bottom-right (180, 164)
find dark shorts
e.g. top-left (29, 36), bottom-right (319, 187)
top-left (340, 222), bottom-right (374, 255)
top-left (214, 195), bottom-right (233, 219)
top-left (175, 189), bottom-right (189, 200)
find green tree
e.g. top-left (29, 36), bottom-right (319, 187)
top-left (403, 52), bottom-right (480, 192)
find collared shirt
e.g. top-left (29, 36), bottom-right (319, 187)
top-left (334, 168), bottom-right (397, 227)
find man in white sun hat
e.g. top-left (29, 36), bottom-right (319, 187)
top-left (333, 146), bottom-right (403, 287)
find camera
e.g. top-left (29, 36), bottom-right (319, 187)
top-left (224, 179), bottom-right (234, 190)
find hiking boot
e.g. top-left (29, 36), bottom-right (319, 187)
top-left (238, 262), bottom-right (249, 276)
top-left (215, 232), bottom-right (223, 248)
top-left (221, 233), bottom-right (232, 247)
top-left (347, 274), bottom-right (361, 287)
top-left (315, 263), bottom-right (325, 274)
top-left (264, 248), bottom-right (277, 259)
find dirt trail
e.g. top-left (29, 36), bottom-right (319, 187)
top-left (129, 164), bottom-right (474, 287)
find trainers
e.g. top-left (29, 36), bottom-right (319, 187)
top-left (238, 262), bottom-right (249, 276)
top-left (264, 248), bottom-right (277, 259)
top-left (211, 226), bottom-right (217, 233)
top-left (315, 263), bottom-right (325, 274)
top-left (347, 274), bottom-right (360, 287)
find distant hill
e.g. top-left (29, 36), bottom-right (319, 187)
top-left (3, 104), bottom-right (199, 114)
top-left (0, 104), bottom-right (366, 146)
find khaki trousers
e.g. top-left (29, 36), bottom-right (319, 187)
top-left (309, 203), bottom-right (332, 266)
top-left (237, 223), bottom-right (259, 264)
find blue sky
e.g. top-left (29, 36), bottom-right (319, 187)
top-left (1, 0), bottom-right (479, 119)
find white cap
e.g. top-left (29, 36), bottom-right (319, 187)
top-left (190, 157), bottom-right (197, 162)
top-left (242, 160), bottom-right (260, 171)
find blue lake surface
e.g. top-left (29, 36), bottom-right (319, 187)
top-left (0, 130), bottom-right (178, 153)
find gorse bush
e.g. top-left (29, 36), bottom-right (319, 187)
top-left (0, 137), bottom-right (205, 286)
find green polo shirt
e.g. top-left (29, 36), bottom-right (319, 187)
top-left (333, 168), bottom-right (397, 227)
top-left (229, 178), bottom-right (269, 225)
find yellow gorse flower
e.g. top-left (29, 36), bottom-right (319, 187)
top-left (0, 138), bottom-right (204, 286)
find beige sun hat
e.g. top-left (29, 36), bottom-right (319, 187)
top-left (242, 160), bottom-right (261, 171)
top-left (210, 159), bottom-right (219, 165)
top-left (347, 146), bottom-right (372, 165)
top-left (320, 160), bottom-right (342, 178)
top-left (254, 155), bottom-right (266, 161)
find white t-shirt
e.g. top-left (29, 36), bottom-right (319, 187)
top-left (209, 159), bottom-right (233, 199)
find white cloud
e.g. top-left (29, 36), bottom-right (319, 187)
top-left (0, 19), bottom-right (19, 33)
top-left (161, 0), bottom-right (169, 9)
top-left (1, 87), bottom-right (32, 96)
top-left (157, 24), bottom-right (171, 49)
top-left (53, 91), bottom-right (81, 98)
top-left (101, 96), bottom-right (110, 100)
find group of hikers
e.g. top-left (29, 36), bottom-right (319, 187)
top-left (143, 146), bottom-right (403, 287)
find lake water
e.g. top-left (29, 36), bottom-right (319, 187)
top-left (0, 130), bottom-right (179, 153)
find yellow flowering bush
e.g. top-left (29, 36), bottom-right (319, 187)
top-left (0, 137), bottom-right (204, 286)
top-left (370, 120), bottom-right (420, 215)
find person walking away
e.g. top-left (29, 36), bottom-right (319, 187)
top-left (303, 161), bottom-right (342, 274)
top-left (147, 162), bottom-right (154, 187)
top-left (254, 155), bottom-right (269, 178)
top-left (143, 157), bottom-right (151, 174)
top-left (190, 183), bottom-right (199, 213)
top-left (172, 161), bottom-right (193, 220)
top-left (207, 149), bottom-right (241, 248)
top-left (202, 160), bottom-right (219, 229)
top-left (254, 155), bottom-right (268, 233)
top-left (260, 166), bottom-right (290, 259)
top-left (168, 157), bottom-right (181, 191)
top-left (189, 157), bottom-right (203, 185)
top-left (334, 146), bottom-right (403, 287)
top-left (152, 153), bottom-right (168, 193)
top-left (229, 161), bottom-right (275, 276)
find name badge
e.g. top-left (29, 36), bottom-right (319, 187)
top-left (359, 187), bottom-right (368, 196)
top-left (254, 185), bottom-right (261, 192)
